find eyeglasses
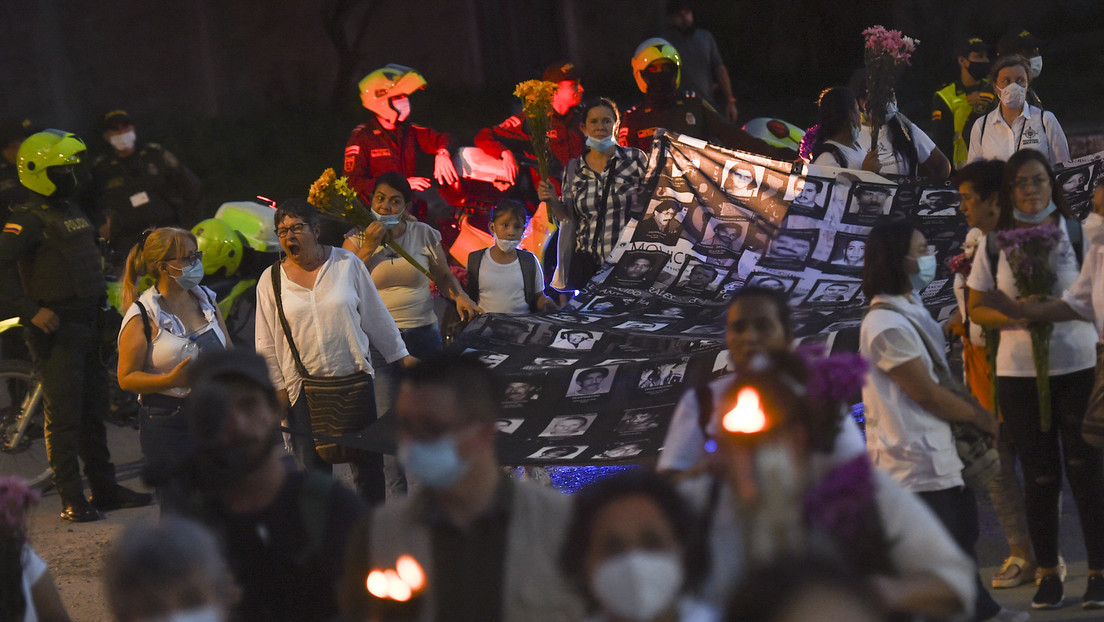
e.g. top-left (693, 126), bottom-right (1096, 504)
top-left (1013, 175), bottom-right (1049, 190)
top-left (169, 251), bottom-right (203, 266)
top-left (276, 223), bottom-right (308, 238)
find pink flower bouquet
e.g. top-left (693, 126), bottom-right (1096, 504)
top-left (862, 26), bottom-right (918, 147)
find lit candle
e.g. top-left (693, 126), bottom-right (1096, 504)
top-left (723, 387), bottom-right (767, 434)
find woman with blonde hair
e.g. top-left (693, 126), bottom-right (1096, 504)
top-left (117, 227), bottom-right (229, 507)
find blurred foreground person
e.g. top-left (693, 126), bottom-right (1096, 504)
top-left (726, 555), bottom-right (887, 622)
top-left (169, 349), bottom-right (365, 622)
top-left (0, 476), bottom-right (70, 622)
top-left (104, 515), bottom-right (238, 622)
top-left (341, 354), bottom-right (584, 622)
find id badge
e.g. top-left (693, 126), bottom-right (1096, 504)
top-left (130, 191), bottom-right (150, 207)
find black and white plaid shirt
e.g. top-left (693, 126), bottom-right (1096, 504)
top-left (561, 145), bottom-right (648, 259)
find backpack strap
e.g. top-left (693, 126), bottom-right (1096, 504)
top-left (293, 470), bottom-right (336, 565)
top-left (465, 248), bottom-right (485, 303)
top-left (814, 142), bottom-right (848, 168)
top-left (134, 300), bottom-right (153, 344)
top-left (518, 249), bottom-right (539, 311)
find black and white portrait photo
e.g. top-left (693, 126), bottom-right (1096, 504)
top-left (632, 200), bottom-right (684, 245)
top-left (786, 176), bottom-right (830, 217)
top-left (610, 250), bottom-right (668, 286)
top-left (502, 380), bottom-right (541, 403)
top-left (494, 418), bottom-right (524, 434)
top-left (915, 189), bottom-right (960, 217)
top-left (550, 328), bottom-right (602, 351)
top-left (480, 318), bottom-right (534, 344)
top-left (827, 232), bottom-right (867, 269)
top-left (527, 445), bottom-right (587, 460)
top-left (759, 228), bottom-right (818, 268)
top-left (615, 410), bottom-right (663, 434)
top-left (593, 442), bottom-right (646, 459)
top-left (566, 365), bottom-right (618, 397)
top-left (744, 272), bottom-right (799, 294)
top-left (803, 279), bottom-right (861, 305)
top-left (539, 414), bottom-right (598, 437)
top-left (842, 184), bottom-right (896, 225)
top-left (721, 160), bottom-right (763, 199)
top-left (666, 261), bottom-right (724, 297)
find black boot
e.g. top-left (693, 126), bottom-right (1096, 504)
top-left (90, 483), bottom-right (154, 512)
top-left (60, 495), bottom-right (104, 522)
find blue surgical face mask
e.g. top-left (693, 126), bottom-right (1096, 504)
top-left (372, 208), bottom-right (404, 229)
top-left (586, 135), bottom-right (618, 152)
top-left (171, 260), bottom-right (205, 290)
top-left (1013, 201), bottom-right (1057, 224)
top-left (910, 254), bottom-right (936, 291)
top-left (397, 434), bottom-right (470, 489)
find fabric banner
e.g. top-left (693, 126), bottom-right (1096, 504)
top-left (454, 130), bottom-right (1100, 465)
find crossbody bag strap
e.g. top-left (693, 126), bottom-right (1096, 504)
top-left (590, 159), bottom-right (618, 257)
top-left (270, 261), bottom-right (312, 380)
top-left (866, 301), bottom-right (953, 385)
top-left (134, 300), bottom-right (153, 344)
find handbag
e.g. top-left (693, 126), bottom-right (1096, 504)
top-left (271, 262), bottom-right (376, 464)
top-left (1082, 343), bottom-right (1104, 448)
top-left (867, 302), bottom-right (1000, 489)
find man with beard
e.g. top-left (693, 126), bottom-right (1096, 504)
top-left (172, 348), bottom-right (365, 622)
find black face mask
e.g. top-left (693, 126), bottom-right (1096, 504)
top-left (966, 61), bottom-right (990, 82)
top-left (643, 66), bottom-right (678, 98)
top-left (45, 166), bottom-right (78, 198)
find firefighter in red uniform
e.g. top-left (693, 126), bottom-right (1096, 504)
top-left (344, 64), bottom-right (458, 204)
top-left (475, 62), bottom-right (587, 186)
top-left (619, 39), bottom-right (796, 161)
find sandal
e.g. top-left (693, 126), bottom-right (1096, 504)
top-left (993, 556), bottom-right (1035, 589)
top-left (1035, 556), bottom-right (1067, 585)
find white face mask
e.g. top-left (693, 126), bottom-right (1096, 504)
top-left (885, 101), bottom-right (898, 119)
top-left (391, 97), bottom-right (411, 122)
top-left (494, 236), bottom-right (520, 252)
top-left (998, 82), bottom-right (1027, 109)
top-left (590, 550), bottom-right (683, 622)
top-left (1028, 55), bottom-right (1043, 79)
top-left (109, 130), bottom-right (137, 152)
top-left (850, 125), bottom-right (861, 145)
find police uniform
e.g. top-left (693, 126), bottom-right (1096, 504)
top-left (89, 143), bottom-right (202, 259)
top-left (931, 81), bottom-right (995, 171)
top-left (474, 108), bottom-right (586, 181)
top-left (344, 117), bottom-right (450, 203)
top-left (0, 194), bottom-right (116, 506)
top-left (619, 91), bottom-right (795, 160)
top-left (0, 158), bottom-right (29, 222)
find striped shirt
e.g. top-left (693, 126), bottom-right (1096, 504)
top-left (561, 145), bottom-right (648, 259)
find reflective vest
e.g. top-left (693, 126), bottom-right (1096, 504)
top-left (936, 83), bottom-right (974, 170)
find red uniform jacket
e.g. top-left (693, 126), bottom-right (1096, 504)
top-left (344, 118), bottom-right (450, 201)
top-left (474, 110), bottom-right (586, 179)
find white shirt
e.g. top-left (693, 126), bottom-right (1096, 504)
top-left (811, 139), bottom-right (865, 169)
top-left (1062, 241), bottom-right (1104, 341)
top-left (477, 250), bottom-right (545, 315)
top-left (966, 104), bottom-right (1070, 166)
top-left (363, 222), bottom-right (442, 329)
top-left (966, 220), bottom-right (1096, 376)
top-left (860, 294), bottom-right (964, 492)
top-left (22, 544), bottom-right (47, 622)
top-left (657, 374), bottom-right (867, 472)
top-left (857, 118), bottom-right (937, 175)
top-left (256, 248), bottom-right (409, 405)
top-left (953, 228), bottom-right (985, 347)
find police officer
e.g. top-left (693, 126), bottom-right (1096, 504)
top-left (89, 110), bottom-right (202, 266)
top-left (475, 62), bottom-right (588, 185)
top-left (619, 38), bottom-right (796, 161)
top-left (931, 37), bottom-right (995, 172)
top-left (0, 129), bottom-right (152, 521)
top-left (344, 64), bottom-right (458, 205)
top-left (0, 117), bottom-right (36, 222)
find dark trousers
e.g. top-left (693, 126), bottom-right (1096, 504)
top-left (26, 319), bottom-right (115, 502)
top-left (138, 400), bottom-right (196, 512)
top-left (999, 369), bottom-right (1104, 569)
top-left (917, 486), bottom-right (1001, 620)
top-left (287, 396), bottom-right (384, 506)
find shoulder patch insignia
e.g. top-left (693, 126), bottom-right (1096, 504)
top-left (3, 223), bottom-right (22, 235)
top-left (931, 110), bottom-right (942, 120)
top-left (345, 145), bottom-right (361, 156)
top-left (501, 116), bottom-right (522, 129)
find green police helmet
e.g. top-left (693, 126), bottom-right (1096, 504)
top-left (192, 218), bottom-right (243, 277)
top-left (17, 129), bottom-right (86, 196)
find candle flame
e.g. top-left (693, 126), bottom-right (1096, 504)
top-left (366, 570), bottom-right (389, 598)
top-left (722, 387), bottom-right (767, 434)
top-left (396, 555), bottom-right (426, 591)
top-left (385, 569), bottom-right (413, 602)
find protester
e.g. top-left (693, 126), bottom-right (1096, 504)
top-left (948, 160), bottom-right (1038, 589)
top-left (0, 129), bottom-right (152, 522)
top-left (560, 470), bottom-right (718, 622)
top-left (658, 286), bottom-right (865, 473)
top-left (967, 55), bottom-right (1069, 166)
top-left (116, 227), bottom-right (229, 508)
top-left (0, 476), bottom-right (70, 622)
top-left (104, 515), bottom-right (238, 622)
top-left (684, 350), bottom-right (977, 619)
top-left (170, 348), bottom-right (365, 622)
top-left (464, 199), bottom-right (558, 314)
top-left (996, 30), bottom-right (1045, 98)
top-left (340, 354), bottom-right (584, 622)
top-left (850, 75), bottom-right (951, 178)
top-left (662, 0), bottom-right (739, 119)
top-left (539, 97), bottom-right (648, 290)
top-left (344, 65), bottom-right (458, 204)
top-left (808, 86), bottom-right (867, 169)
top-left (89, 110), bottom-right (203, 265)
top-left (931, 37), bottom-right (995, 171)
top-left (967, 149), bottom-right (1104, 609)
top-left (860, 217), bottom-right (1022, 621)
top-left (726, 555), bottom-right (888, 622)
top-left (256, 198), bottom-right (412, 505)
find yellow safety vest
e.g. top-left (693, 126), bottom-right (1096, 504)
top-left (936, 83), bottom-right (974, 170)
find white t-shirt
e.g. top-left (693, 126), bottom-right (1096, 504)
top-left (860, 294), bottom-right (964, 492)
top-left (255, 248), bottom-right (409, 405)
top-left (476, 250), bottom-right (545, 315)
top-left (953, 228), bottom-right (986, 347)
top-left (856, 118), bottom-right (937, 175)
top-left (22, 544), bottom-right (47, 622)
top-left (811, 139), bottom-right (865, 169)
top-left (966, 105), bottom-right (1070, 166)
top-left (1062, 242), bottom-right (1104, 341)
top-left (364, 222), bottom-right (442, 328)
top-left (966, 220), bottom-right (1096, 376)
top-left (657, 374), bottom-right (867, 472)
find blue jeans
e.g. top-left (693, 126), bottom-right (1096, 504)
top-left (138, 400), bottom-right (195, 512)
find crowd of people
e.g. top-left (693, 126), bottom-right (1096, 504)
top-left (2, 1), bottom-right (1104, 621)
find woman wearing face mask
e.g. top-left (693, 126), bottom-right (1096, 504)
top-left (808, 86), bottom-right (869, 169)
top-left (967, 150), bottom-right (1104, 609)
top-left (538, 97), bottom-right (648, 291)
top-left (848, 76), bottom-right (951, 178)
top-left (859, 217), bottom-right (1013, 621)
top-left (117, 227), bottom-right (230, 508)
top-left (561, 470), bottom-right (716, 622)
top-left (967, 55), bottom-right (1070, 166)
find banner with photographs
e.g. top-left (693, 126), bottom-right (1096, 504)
top-left (454, 130), bottom-right (1102, 465)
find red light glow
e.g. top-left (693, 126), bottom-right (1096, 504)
top-left (722, 387), bottom-right (767, 434)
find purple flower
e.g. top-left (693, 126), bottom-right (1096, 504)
top-left (0, 476), bottom-right (38, 531)
top-left (796, 345), bottom-right (868, 403)
top-left (803, 455), bottom-right (876, 540)
top-left (799, 124), bottom-right (821, 163)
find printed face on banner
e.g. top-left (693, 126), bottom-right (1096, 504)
top-left (842, 184), bottom-right (896, 224)
top-left (701, 220), bottom-right (747, 253)
top-left (481, 319), bottom-right (534, 344)
top-left (760, 228), bottom-right (817, 268)
top-left (615, 410), bottom-right (663, 434)
top-left (494, 418), bottom-right (524, 434)
top-left (637, 360), bottom-right (687, 388)
top-left (643, 304), bottom-right (690, 319)
top-left (614, 320), bottom-right (668, 331)
top-left (721, 161), bottom-right (763, 199)
top-left (785, 176), bottom-right (830, 218)
top-left (503, 380), bottom-right (541, 403)
top-left (528, 445), bottom-right (587, 460)
top-left (611, 250), bottom-right (668, 286)
top-left (827, 233), bottom-right (867, 270)
top-left (540, 414), bottom-right (597, 437)
top-left (632, 200), bottom-right (685, 246)
top-left (464, 350), bottom-right (509, 368)
top-left (567, 365), bottom-right (618, 397)
top-left (803, 279), bottom-right (861, 305)
top-left (914, 189), bottom-right (960, 217)
top-left (579, 296), bottom-right (631, 316)
top-left (594, 442), bottom-right (645, 459)
top-left (1057, 165), bottom-right (1093, 195)
top-left (745, 272), bottom-right (798, 294)
top-left (524, 357), bottom-right (579, 370)
top-left (550, 328), bottom-right (601, 350)
top-left (667, 260), bottom-right (725, 298)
